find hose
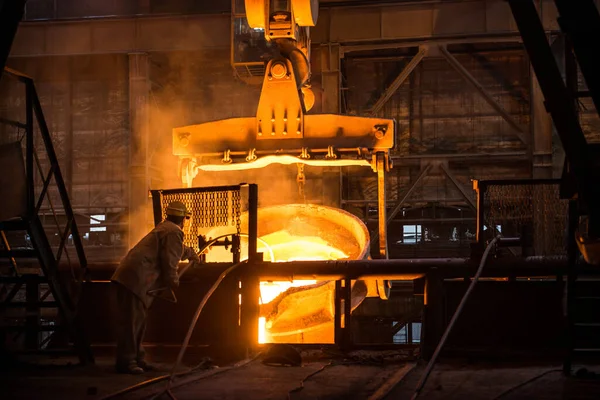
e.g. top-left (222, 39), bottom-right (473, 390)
top-left (165, 260), bottom-right (247, 391)
top-left (492, 369), bottom-right (562, 399)
top-left (410, 236), bottom-right (501, 400)
top-left (239, 233), bottom-right (275, 263)
top-left (148, 233), bottom-right (240, 301)
top-left (149, 354), bottom-right (262, 400)
top-left (102, 235), bottom-right (255, 399)
top-left (100, 357), bottom-right (257, 400)
top-left (176, 234), bottom-right (237, 278)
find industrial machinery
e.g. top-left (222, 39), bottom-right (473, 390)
top-left (160, 0), bottom-right (581, 360)
top-left (172, 0), bottom-right (395, 261)
top-left (167, 0), bottom-right (401, 348)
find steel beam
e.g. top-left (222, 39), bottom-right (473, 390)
top-left (439, 46), bottom-right (528, 145)
top-left (0, 0), bottom-right (26, 78)
top-left (390, 151), bottom-right (529, 166)
top-left (344, 198), bottom-right (469, 205)
top-left (25, 81), bottom-right (33, 214)
top-left (369, 47), bottom-right (427, 115)
top-left (531, 66), bottom-right (554, 179)
top-left (128, 52), bottom-right (151, 246)
top-left (387, 164), bottom-right (433, 224)
top-left (7, 1), bottom-right (562, 58)
top-left (367, 217), bottom-right (476, 224)
top-left (314, 0), bottom-right (560, 45)
top-left (320, 43), bottom-right (341, 114)
top-left (10, 14), bottom-right (230, 57)
top-left (507, 0), bottom-right (599, 235)
top-left (553, 0), bottom-right (600, 120)
top-left (438, 163), bottom-right (476, 210)
top-left (30, 84), bottom-right (88, 272)
top-left (371, 163), bottom-right (433, 245)
top-left (467, 49), bottom-right (529, 106)
top-left (376, 153), bottom-right (388, 259)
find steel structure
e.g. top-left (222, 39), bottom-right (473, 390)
top-left (173, 0), bottom-right (395, 266)
top-left (0, 68), bottom-right (93, 364)
top-left (0, 0), bottom-right (25, 79)
top-left (150, 184), bottom-right (260, 352)
top-left (506, 0), bottom-right (600, 372)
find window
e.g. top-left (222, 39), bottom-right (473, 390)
top-left (482, 224), bottom-right (502, 233)
top-left (393, 322), bottom-right (422, 344)
top-left (402, 225), bottom-right (422, 244)
top-left (90, 214), bottom-right (106, 232)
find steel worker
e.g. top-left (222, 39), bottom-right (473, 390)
top-left (111, 201), bottom-right (199, 374)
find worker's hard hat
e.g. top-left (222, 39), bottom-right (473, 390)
top-left (166, 201), bottom-right (191, 218)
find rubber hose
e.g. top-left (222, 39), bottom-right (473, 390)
top-left (411, 236), bottom-right (501, 399)
top-left (166, 260), bottom-right (247, 390)
top-left (275, 39), bottom-right (310, 87)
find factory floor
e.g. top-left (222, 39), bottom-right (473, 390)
top-left (2, 349), bottom-right (600, 400)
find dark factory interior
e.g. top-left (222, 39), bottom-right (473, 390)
top-left (2, 0), bottom-right (600, 399)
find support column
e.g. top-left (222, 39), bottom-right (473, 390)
top-left (65, 58), bottom-right (73, 196)
top-left (530, 35), bottom-right (563, 254)
top-left (128, 52), bottom-right (151, 247)
top-left (531, 67), bottom-right (553, 179)
top-left (422, 268), bottom-right (444, 360)
top-left (531, 66), bottom-right (554, 255)
top-left (320, 43), bottom-right (341, 114)
top-left (320, 44), bottom-right (342, 208)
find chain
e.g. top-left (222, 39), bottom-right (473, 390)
top-left (483, 183), bottom-right (567, 256)
top-left (233, 190), bottom-right (241, 235)
top-left (296, 163), bottom-right (306, 203)
top-left (158, 188), bottom-right (243, 243)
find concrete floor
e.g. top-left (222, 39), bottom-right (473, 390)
top-left (132, 360), bottom-right (404, 400)
top-left (386, 361), bottom-right (600, 400)
top-left (0, 349), bottom-right (413, 400)
top-left (3, 351), bottom-right (600, 400)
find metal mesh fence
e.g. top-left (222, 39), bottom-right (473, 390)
top-left (481, 180), bottom-right (568, 256)
top-left (151, 186), bottom-right (242, 250)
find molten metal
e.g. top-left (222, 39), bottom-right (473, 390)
top-left (205, 204), bottom-right (370, 344)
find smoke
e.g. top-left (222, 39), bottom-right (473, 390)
top-left (145, 50), bottom-right (340, 204)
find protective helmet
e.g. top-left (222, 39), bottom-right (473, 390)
top-left (166, 201), bottom-right (191, 219)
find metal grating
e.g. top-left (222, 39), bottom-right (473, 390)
top-left (151, 186), bottom-right (242, 250)
top-left (480, 180), bottom-right (568, 256)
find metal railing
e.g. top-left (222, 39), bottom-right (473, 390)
top-left (1, 67), bottom-right (87, 273)
top-left (474, 178), bottom-right (568, 256)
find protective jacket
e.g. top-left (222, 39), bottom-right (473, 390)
top-left (112, 220), bottom-right (195, 308)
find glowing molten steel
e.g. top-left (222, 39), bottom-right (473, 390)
top-left (255, 230), bottom-right (349, 343)
top-left (205, 204), bottom-right (370, 344)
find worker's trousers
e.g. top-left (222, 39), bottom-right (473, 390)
top-left (114, 282), bottom-right (148, 368)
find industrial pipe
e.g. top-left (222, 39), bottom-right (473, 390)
top-left (52, 256), bottom-right (569, 283)
top-left (253, 256), bottom-right (567, 281)
top-left (276, 38), bottom-right (310, 87)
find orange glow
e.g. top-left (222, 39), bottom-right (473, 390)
top-left (257, 230), bottom-right (348, 344)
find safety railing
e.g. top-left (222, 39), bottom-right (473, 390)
top-left (1, 67), bottom-right (87, 273)
top-left (473, 178), bottom-right (568, 256)
top-left (150, 184), bottom-right (258, 257)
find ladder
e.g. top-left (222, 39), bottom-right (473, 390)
top-left (506, 0), bottom-right (600, 373)
top-left (0, 68), bottom-right (94, 364)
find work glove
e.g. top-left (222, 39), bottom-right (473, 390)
top-left (188, 252), bottom-right (201, 264)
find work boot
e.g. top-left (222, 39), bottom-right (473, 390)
top-left (137, 360), bottom-right (158, 372)
top-left (116, 362), bottom-right (144, 375)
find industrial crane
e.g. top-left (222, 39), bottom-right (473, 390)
top-left (172, 0), bottom-right (394, 190)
